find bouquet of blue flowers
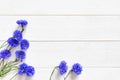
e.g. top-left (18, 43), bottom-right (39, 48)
top-left (0, 20), bottom-right (35, 80)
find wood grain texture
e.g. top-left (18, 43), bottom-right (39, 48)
top-left (1, 68), bottom-right (120, 80)
top-left (26, 42), bottom-right (120, 67)
top-left (0, 0), bottom-right (120, 15)
top-left (0, 0), bottom-right (120, 78)
top-left (0, 16), bottom-right (120, 40)
top-left (0, 42), bottom-right (120, 67)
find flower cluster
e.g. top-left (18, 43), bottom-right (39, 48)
top-left (58, 60), bottom-right (68, 75)
top-left (0, 20), bottom-right (35, 80)
top-left (72, 63), bottom-right (82, 75)
top-left (49, 61), bottom-right (83, 80)
top-left (18, 63), bottom-right (35, 77)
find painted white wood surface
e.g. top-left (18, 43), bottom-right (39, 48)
top-left (0, 0), bottom-right (120, 15)
top-left (0, 16), bottom-right (120, 80)
top-left (1, 68), bottom-right (120, 80)
top-left (0, 16), bottom-right (120, 40)
top-left (26, 42), bottom-right (120, 67)
top-left (0, 0), bottom-right (120, 79)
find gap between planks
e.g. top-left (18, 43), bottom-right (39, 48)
top-left (1, 40), bottom-right (120, 42)
top-left (0, 14), bottom-right (120, 16)
top-left (34, 66), bottom-right (120, 69)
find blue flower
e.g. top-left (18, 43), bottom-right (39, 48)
top-left (72, 63), bottom-right (82, 75)
top-left (15, 50), bottom-right (26, 62)
top-left (16, 20), bottom-right (28, 26)
top-left (26, 66), bottom-right (35, 77)
top-left (7, 37), bottom-right (19, 47)
top-left (0, 49), bottom-right (11, 59)
top-left (18, 63), bottom-right (35, 77)
top-left (18, 63), bottom-right (28, 75)
top-left (58, 61), bottom-right (68, 75)
top-left (13, 30), bottom-right (23, 41)
top-left (20, 39), bottom-right (29, 50)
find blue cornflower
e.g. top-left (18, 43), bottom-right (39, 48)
top-left (20, 39), bottom-right (29, 50)
top-left (0, 49), bottom-right (11, 59)
top-left (13, 30), bottom-right (23, 41)
top-left (18, 63), bottom-right (28, 75)
top-left (15, 50), bottom-right (26, 62)
top-left (16, 20), bottom-right (28, 26)
top-left (72, 63), bottom-right (82, 75)
top-left (7, 37), bottom-right (19, 47)
top-left (58, 61), bottom-right (68, 75)
top-left (26, 66), bottom-right (35, 77)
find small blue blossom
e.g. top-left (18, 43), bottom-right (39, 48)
top-left (72, 63), bottom-right (82, 75)
top-left (16, 20), bottom-right (28, 26)
top-left (20, 39), bottom-right (29, 50)
top-left (26, 66), bottom-right (35, 77)
top-left (7, 37), bottom-right (19, 47)
top-left (58, 61), bottom-right (68, 75)
top-left (0, 49), bottom-right (11, 59)
top-left (15, 50), bottom-right (26, 62)
top-left (13, 30), bottom-right (23, 41)
top-left (18, 63), bottom-right (28, 75)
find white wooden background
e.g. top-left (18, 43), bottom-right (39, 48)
top-left (0, 0), bottom-right (120, 80)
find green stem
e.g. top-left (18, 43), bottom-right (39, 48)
top-left (10, 73), bottom-right (17, 80)
top-left (0, 59), bottom-right (4, 68)
top-left (49, 66), bottom-right (58, 80)
top-left (21, 26), bottom-right (24, 32)
top-left (0, 59), bottom-right (3, 66)
top-left (0, 68), bottom-right (11, 77)
top-left (3, 60), bottom-right (18, 70)
top-left (0, 62), bottom-right (18, 77)
top-left (64, 70), bottom-right (72, 80)
top-left (11, 67), bottom-right (19, 71)
top-left (0, 41), bottom-right (8, 49)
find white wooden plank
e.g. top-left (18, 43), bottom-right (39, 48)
top-left (2, 42), bottom-right (118, 67)
top-left (1, 68), bottom-right (120, 80)
top-left (0, 16), bottom-right (120, 40)
top-left (1, 41), bottom-right (120, 67)
top-left (26, 68), bottom-right (120, 80)
top-left (0, 0), bottom-right (120, 15)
